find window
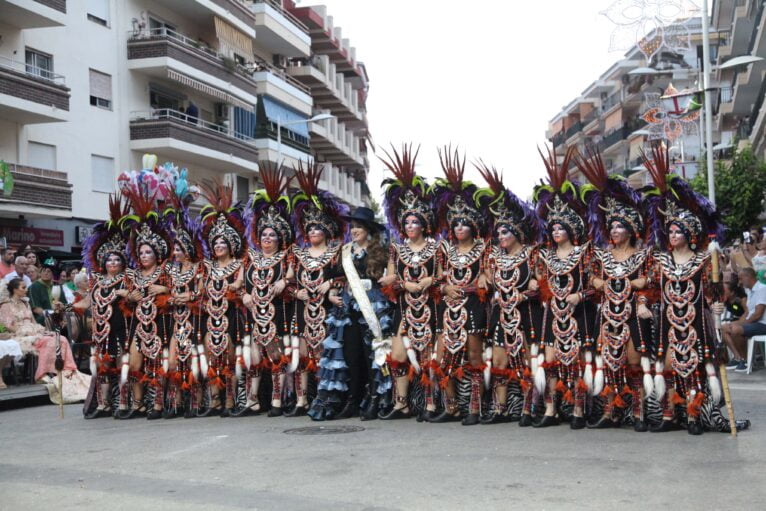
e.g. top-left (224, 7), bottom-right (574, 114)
top-left (91, 155), bottom-right (114, 193)
top-left (236, 176), bottom-right (249, 203)
top-left (28, 142), bottom-right (56, 170)
top-left (87, 0), bottom-right (110, 26)
top-left (149, 17), bottom-right (176, 34)
top-left (25, 48), bottom-right (53, 80)
top-left (89, 69), bottom-right (112, 110)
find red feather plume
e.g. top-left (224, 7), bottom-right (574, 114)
top-left (537, 145), bottom-right (576, 191)
top-left (378, 143), bottom-right (420, 187)
top-left (437, 144), bottom-right (466, 191)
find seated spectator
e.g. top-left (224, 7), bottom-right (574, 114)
top-left (29, 266), bottom-right (64, 326)
top-left (27, 265), bottom-right (39, 284)
top-left (0, 247), bottom-right (15, 279)
top-left (723, 281), bottom-right (747, 322)
top-left (3, 256), bottom-right (32, 287)
top-left (722, 267), bottom-right (766, 372)
top-left (0, 278), bottom-right (90, 400)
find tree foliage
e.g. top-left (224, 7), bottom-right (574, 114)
top-left (690, 145), bottom-right (766, 242)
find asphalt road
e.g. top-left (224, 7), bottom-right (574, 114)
top-left (1, 371), bottom-right (765, 511)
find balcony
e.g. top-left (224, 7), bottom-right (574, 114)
top-left (289, 4), bottom-right (365, 81)
top-left (564, 120), bottom-right (583, 142)
top-left (0, 163), bottom-right (72, 217)
top-left (309, 114), bottom-right (364, 167)
top-left (247, 0), bottom-right (311, 57)
top-left (249, 56), bottom-right (313, 115)
top-left (286, 55), bottom-right (363, 123)
top-left (0, 57), bottom-right (69, 124)
top-left (0, 0), bottom-right (66, 28)
top-left (129, 109), bottom-right (259, 174)
top-left (127, 28), bottom-right (258, 108)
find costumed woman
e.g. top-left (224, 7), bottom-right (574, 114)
top-left (164, 182), bottom-right (206, 419)
top-left (199, 181), bottom-right (247, 417)
top-left (336, 206), bottom-right (393, 420)
top-left (378, 144), bottom-right (440, 421)
top-left (576, 149), bottom-right (654, 431)
top-left (79, 194), bottom-right (131, 418)
top-left (240, 163), bottom-right (295, 417)
top-left (475, 162), bottom-right (543, 426)
top-left (533, 146), bottom-right (595, 429)
top-left (642, 145), bottom-right (724, 435)
top-left (289, 161), bottom-right (347, 420)
top-left (118, 185), bottom-right (172, 420)
top-left (430, 147), bottom-right (488, 426)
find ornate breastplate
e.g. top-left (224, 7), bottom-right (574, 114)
top-left (128, 266), bottom-right (164, 359)
top-left (205, 259), bottom-right (242, 358)
top-left (168, 263), bottom-right (199, 360)
top-left (91, 272), bottom-right (125, 347)
top-left (395, 238), bottom-right (438, 352)
top-left (248, 249), bottom-right (286, 347)
top-left (492, 246), bottom-right (531, 356)
top-left (294, 244), bottom-right (340, 350)
top-left (442, 240), bottom-right (484, 354)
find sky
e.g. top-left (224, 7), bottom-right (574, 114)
top-left (301, 0), bottom-right (631, 202)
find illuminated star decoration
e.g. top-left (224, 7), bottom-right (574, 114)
top-left (642, 84), bottom-right (701, 141)
top-left (600, 0), bottom-right (700, 61)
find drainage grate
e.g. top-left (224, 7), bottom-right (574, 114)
top-left (283, 425), bottom-right (366, 435)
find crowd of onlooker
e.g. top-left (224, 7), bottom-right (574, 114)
top-left (718, 226), bottom-right (766, 373)
top-left (0, 244), bottom-right (88, 390)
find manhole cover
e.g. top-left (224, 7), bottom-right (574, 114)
top-left (283, 425), bottom-right (365, 435)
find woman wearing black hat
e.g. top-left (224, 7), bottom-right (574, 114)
top-left (336, 206), bottom-right (393, 419)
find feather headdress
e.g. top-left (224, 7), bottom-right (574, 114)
top-left (431, 145), bottom-right (484, 239)
top-left (291, 160), bottom-right (348, 244)
top-left (199, 180), bottom-right (246, 257)
top-left (246, 162), bottom-right (293, 249)
top-left (82, 193), bottom-right (130, 272)
top-left (641, 144), bottom-right (724, 250)
top-left (533, 146), bottom-right (587, 244)
top-left (379, 143), bottom-right (434, 239)
top-left (576, 148), bottom-right (644, 248)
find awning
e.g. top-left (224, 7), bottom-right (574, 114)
top-left (167, 69), bottom-right (253, 110)
top-left (215, 16), bottom-right (253, 58)
top-left (261, 96), bottom-right (309, 136)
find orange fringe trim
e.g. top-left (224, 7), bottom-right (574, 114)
top-left (687, 392), bottom-right (705, 418)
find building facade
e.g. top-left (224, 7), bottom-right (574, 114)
top-left (0, 0), bottom-right (369, 256)
top-left (545, 16), bottom-right (738, 188)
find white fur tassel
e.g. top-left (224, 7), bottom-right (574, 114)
top-left (235, 346), bottom-right (243, 380)
top-left (483, 346), bottom-right (492, 388)
top-left (197, 345), bottom-right (209, 378)
top-left (583, 351), bottom-right (593, 394)
top-left (706, 362), bottom-right (722, 405)
top-left (288, 336), bottom-right (300, 374)
top-left (89, 346), bottom-right (97, 377)
top-left (252, 342), bottom-right (262, 367)
top-left (641, 356), bottom-right (654, 397)
top-left (653, 360), bottom-right (666, 400)
top-left (530, 344), bottom-right (539, 374)
top-left (592, 355), bottom-right (604, 397)
top-left (161, 348), bottom-right (169, 375)
top-left (534, 353), bottom-right (546, 395)
top-left (402, 336), bottom-right (420, 373)
top-left (190, 346), bottom-right (199, 383)
top-left (119, 353), bottom-right (129, 387)
top-left (243, 335), bottom-right (252, 369)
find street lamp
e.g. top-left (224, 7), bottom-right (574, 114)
top-left (276, 112), bottom-right (335, 164)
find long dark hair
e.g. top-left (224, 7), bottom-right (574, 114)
top-left (363, 228), bottom-right (387, 281)
top-left (7, 277), bottom-right (24, 295)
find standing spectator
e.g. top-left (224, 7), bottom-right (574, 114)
top-left (0, 247), bottom-right (16, 278)
top-left (25, 250), bottom-right (41, 271)
top-left (722, 267), bottom-right (766, 372)
top-left (3, 256), bottom-right (32, 287)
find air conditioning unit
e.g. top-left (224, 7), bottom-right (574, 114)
top-left (215, 103), bottom-right (229, 120)
top-left (273, 54), bottom-right (288, 69)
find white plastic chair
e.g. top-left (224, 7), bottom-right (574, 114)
top-left (746, 335), bottom-right (766, 374)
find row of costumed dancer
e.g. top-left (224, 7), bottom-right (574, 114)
top-left (79, 145), bottom-right (740, 435)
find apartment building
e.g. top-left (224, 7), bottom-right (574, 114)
top-left (713, 0), bottom-right (766, 158)
top-left (546, 18), bottom-right (726, 188)
top-left (0, 0), bottom-right (370, 255)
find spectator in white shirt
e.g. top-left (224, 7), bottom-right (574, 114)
top-left (3, 256), bottom-right (33, 288)
top-left (722, 267), bottom-right (766, 372)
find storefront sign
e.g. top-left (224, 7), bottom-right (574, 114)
top-left (0, 226), bottom-right (64, 247)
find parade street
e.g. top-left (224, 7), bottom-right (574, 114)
top-left (1, 370), bottom-right (764, 511)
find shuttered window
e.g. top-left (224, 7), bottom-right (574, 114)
top-left (87, 0), bottom-right (110, 26)
top-left (89, 69), bottom-right (112, 109)
top-left (91, 155), bottom-right (114, 193)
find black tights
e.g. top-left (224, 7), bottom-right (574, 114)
top-left (343, 318), bottom-right (374, 400)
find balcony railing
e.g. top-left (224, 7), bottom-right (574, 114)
top-left (0, 55), bottom-right (65, 85)
top-left (601, 92), bottom-right (621, 112)
top-left (565, 121), bottom-right (583, 139)
top-left (249, 0), bottom-right (310, 34)
top-left (128, 28), bottom-right (310, 96)
top-left (0, 163), bottom-right (72, 211)
top-left (748, 0), bottom-right (766, 55)
top-left (130, 109), bottom-right (253, 141)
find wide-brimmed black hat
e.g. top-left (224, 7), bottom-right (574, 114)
top-left (343, 207), bottom-right (386, 232)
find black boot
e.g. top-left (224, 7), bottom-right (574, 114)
top-left (570, 416), bottom-right (586, 430)
top-left (360, 396), bottom-right (379, 421)
top-left (461, 413), bottom-right (480, 426)
top-left (518, 414), bottom-right (533, 427)
top-left (687, 420), bottom-right (703, 435)
top-left (267, 406), bottom-right (283, 417)
top-left (633, 418), bottom-right (648, 432)
top-left (337, 398), bottom-right (360, 419)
